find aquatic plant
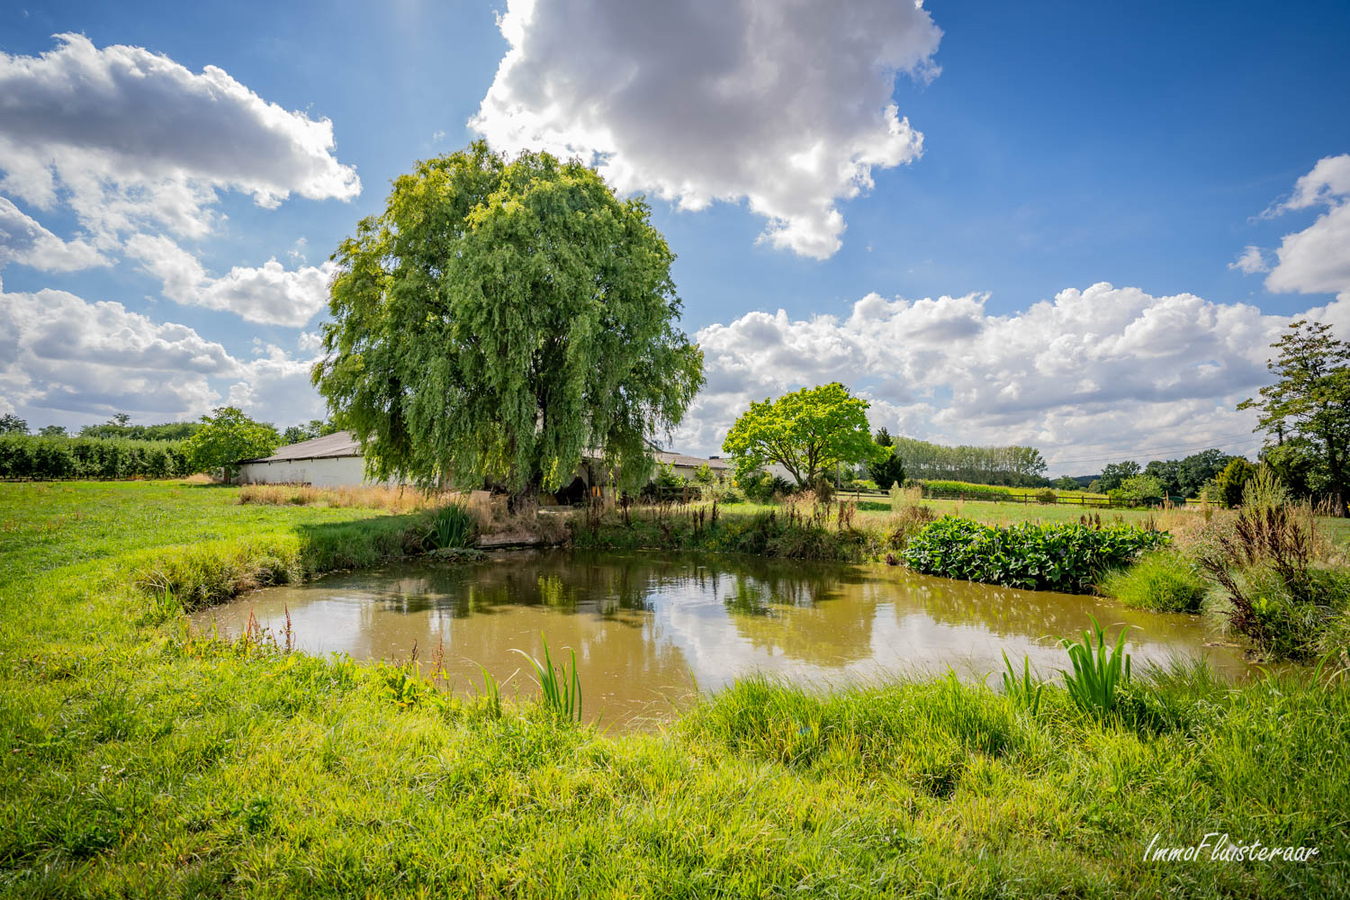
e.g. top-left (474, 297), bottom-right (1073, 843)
top-left (512, 634), bottom-right (582, 722)
top-left (902, 516), bottom-right (1168, 593)
top-left (425, 502), bottom-right (476, 550)
top-left (1059, 616), bottom-right (1131, 717)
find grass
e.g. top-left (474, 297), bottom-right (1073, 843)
top-left (1098, 550), bottom-right (1210, 613)
top-left (2, 481), bottom-right (1350, 896)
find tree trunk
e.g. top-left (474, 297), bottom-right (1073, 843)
top-left (507, 475), bottom-right (541, 517)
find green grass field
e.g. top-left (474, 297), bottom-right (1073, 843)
top-left (2, 481), bottom-right (1349, 897)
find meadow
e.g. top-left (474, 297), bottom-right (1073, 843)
top-left (2, 481), bottom-right (1349, 897)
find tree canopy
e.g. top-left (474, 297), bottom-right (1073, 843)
top-left (313, 143), bottom-right (703, 508)
top-left (183, 407), bottom-right (280, 480)
top-left (722, 382), bottom-right (882, 487)
top-left (1240, 320), bottom-right (1350, 514)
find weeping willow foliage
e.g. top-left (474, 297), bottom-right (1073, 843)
top-left (313, 143), bottom-right (704, 504)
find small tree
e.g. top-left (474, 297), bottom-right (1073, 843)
top-left (1052, 476), bottom-right (1080, 491)
top-left (184, 407), bottom-right (280, 481)
top-left (1239, 320), bottom-right (1350, 515)
top-left (1214, 458), bottom-right (1256, 508)
top-left (38, 425), bottom-right (68, 437)
top-left (722, 382), bottom-right (884, 488)
top-left (868, 427), bottom-right (906, 491)
top-left (1113, 474), bottom-right (1165, 504)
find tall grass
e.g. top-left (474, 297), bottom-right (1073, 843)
top-left (1097, 550), bottom-right (1208, 613)
top-left (238, 483), bottom-right (447, 513)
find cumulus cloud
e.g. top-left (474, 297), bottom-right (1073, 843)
top-left (1262, 154), bottom-right (1350, 297)
top-left (0, 276), bottom-right (329, 426)
top-left (0, 197), bottom-right (107, 272)
top-left (472, 0), bottom-right (942, 259)
top-left (1229, 245), bottom-right (1269, 275)
top-left (0, 33), bottom-right (360, 243)
top-left (126, 233), bottom-right (336, 327)
top-left (0, 276), bottom-right (238, 419)
top-left (676, 283), bottom-right (1330, 471)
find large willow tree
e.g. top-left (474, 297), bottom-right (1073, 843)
top-left (313, 143), bottom-right (704, 509)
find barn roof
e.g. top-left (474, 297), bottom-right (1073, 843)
top-left (242, 431), bottom-right (362, 463)
top-left (654, 451), bottom-right (731, 470)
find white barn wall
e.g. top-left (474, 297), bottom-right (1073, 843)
top-left (237, 456), bottom-right (391, 488)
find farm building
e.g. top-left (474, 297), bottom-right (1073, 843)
top-left (236, 431), bottom-right (731, 492)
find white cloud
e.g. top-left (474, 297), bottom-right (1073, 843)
top-left (1229, 245), bottom-right (1269, 275)
top-left (0, 276), bottom-right (330, 428)
top-left (0, 34), bottom-right (360, 243)
top-left (126, 233), bottom-right (336, 327)
top-left (1263, 154), bottom-right (1350, 297)
top-left (0, 276), bottom-right (238, 420)
top-left (676, 283), bottom-right (1345, 472)
top-left (0, 197), bottom-right (107, 272)
top-left (472, 0), bottom-right (942, 259)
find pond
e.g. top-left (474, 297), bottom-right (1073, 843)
top-left (192, 550), bottom-right (1251, 729)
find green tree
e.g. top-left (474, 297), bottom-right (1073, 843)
top-left (1240, 320), bottom-right (1350, 515)
top-left (313, 143), bottom-right (703, 511)
top-left (1114, 474), bottom-right (1165, 503)
top-left (1142, 459), bottom-right (1181, 497)
top-left (868, 427), bottom-right (906, 490)
top-left (0, 414), bottom-right (28, 435)
top-left (1052, 475), bottom-right (1080, 491)
top-left (1176, 448), bottom-right (1234, 498)
top-left (723, 383), bottom-right (883, 488)
top-left (1094, 460), bottom-right (1141, 494)
top-left (38, 425), bottom-right (67, 437)
top-left (1214, 458), bottom-right (1256, 508)
top-left (183, 407), bottom-right (280, 481)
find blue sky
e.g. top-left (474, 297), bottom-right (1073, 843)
top-left (2, 0), bottom-right (1348, 473)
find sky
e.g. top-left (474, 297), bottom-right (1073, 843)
top-left (1, 0), bottom-right (1348, 476)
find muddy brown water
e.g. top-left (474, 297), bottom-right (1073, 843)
top-left (191, 550), bottom-right (1252, 729)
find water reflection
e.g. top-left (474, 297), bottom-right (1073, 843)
top-left (192, 550), bottom-right (1251, 729)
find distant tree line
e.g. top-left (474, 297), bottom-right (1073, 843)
top-left (887, 436), bottom-right (1048, 488)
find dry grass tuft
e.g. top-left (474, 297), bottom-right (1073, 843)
top-left (238, 483), bottom-right (452, 514)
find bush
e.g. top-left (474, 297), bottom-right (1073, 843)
top-left (902, 516), bottom-right (1169, 593)
top-left (1215, 458), bottom-right (1256, 508)
top-left (1199, 502), bottom-right (1349, 659)
top-left (1036, 489), bottom-right (1057, 504)
top-left (1098, 551), bottom-right (1208, 613)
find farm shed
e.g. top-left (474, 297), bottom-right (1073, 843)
top-left (236, 432), bottom-right (391, 488)
top-left (237, 432), bottom-right (733, 491)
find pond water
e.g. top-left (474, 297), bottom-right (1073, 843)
top-left (192, 550), bottom-right (1251, 729)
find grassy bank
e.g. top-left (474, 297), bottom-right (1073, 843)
top-left (2, 482), bottom-right (1349, 896)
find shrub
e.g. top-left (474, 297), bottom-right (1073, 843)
top-left (1214, 458), bottom-right (1256, 508)
top-left (0, 435), bottom-right (193, 480)
top-left (902, 516), bottom-right (1168, 593)
top-left (1200, 502), bottom-right (1348, 658)
top-left (1036, 489), bottom-right (1057, 505)
top-left (1098, 551), bottom-right (1208, 613)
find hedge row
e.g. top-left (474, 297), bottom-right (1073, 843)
top-left (902, 515), bottom-right (1169, 593)
top-left (0, 435), bottom-right (195, 481)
